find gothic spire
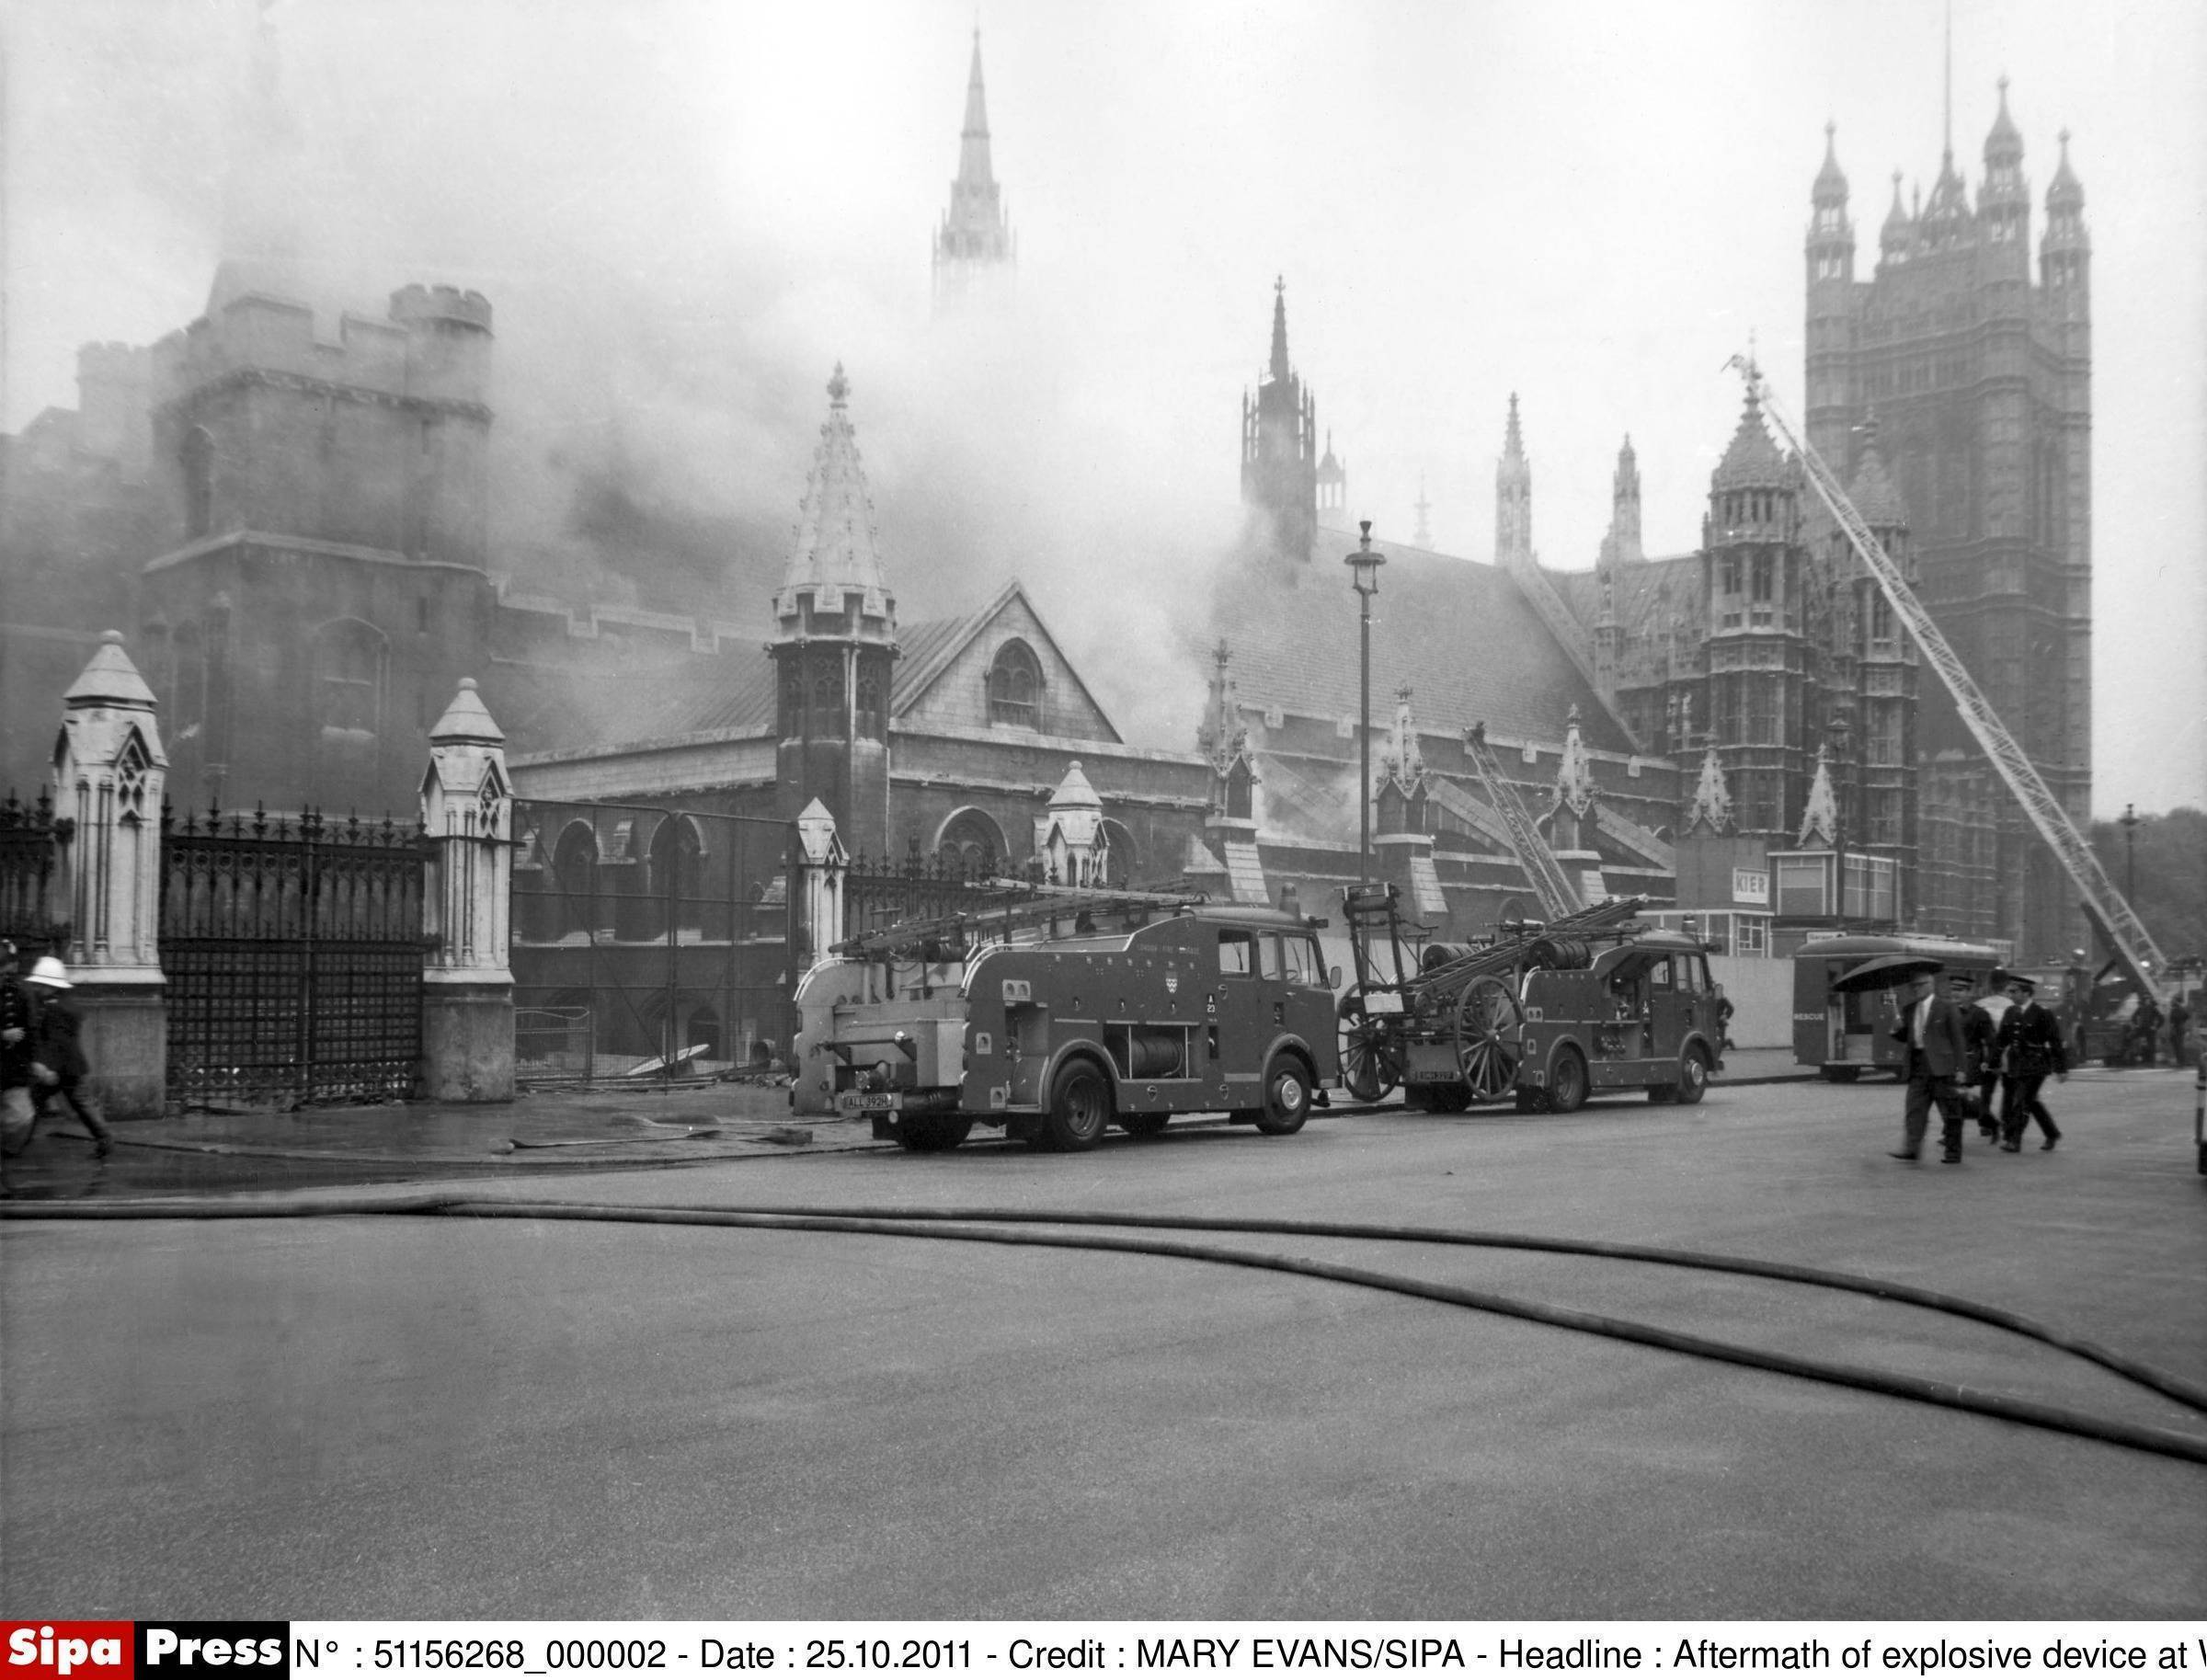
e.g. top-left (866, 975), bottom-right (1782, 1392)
top-left (958, 26), bottom-right (993, 196)
top-left (773, 364), bottom-right (895, 637)
top-left (932, 26), bottom-right (1013, 312)
top-left (1268, 276), bottom-right (1291, 384)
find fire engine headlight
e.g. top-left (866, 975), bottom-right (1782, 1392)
top-left (874, 1059), bottom-right (893, 1085)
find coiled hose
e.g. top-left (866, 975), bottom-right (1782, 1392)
top-left (7, 1193), bottom-right (2204, 1469)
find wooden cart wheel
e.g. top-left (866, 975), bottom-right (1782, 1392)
top-left (1453, 974), bottom-right (1524, 1101)
top-left (1337, 990), bottom-right (1402, 1103)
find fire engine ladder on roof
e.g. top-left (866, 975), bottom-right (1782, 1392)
top-left (1733, 357), bottom-right (2171, 1002)
top-left (1461, 728), bottom-right (1583, 920)
top-left (834, 885), bottom-right (1213, 961)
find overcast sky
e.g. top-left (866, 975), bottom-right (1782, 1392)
top-left (3, 0), bottom-right (2201, 815)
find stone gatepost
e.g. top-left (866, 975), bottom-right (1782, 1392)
top-left (794, 797), bottom-right (847, 968)
top-left (419, 679), bottom-right (515, 1102)
top-left (50, 632), bottom-right (168, 1117)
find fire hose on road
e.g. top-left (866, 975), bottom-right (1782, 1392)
top-left (6, 1193), bottom-right (2207, 1469)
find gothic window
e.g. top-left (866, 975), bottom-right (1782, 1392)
top-left (312, 618), bottom-right (388, 738)
top-left (782, 667), bottom-right (805, 731)
top-left (809, 654), bottom-right (846, 733)
top-left (936, 809), bottom-right (1007, 877)
top-left (855, 670), bottom-right (886, 739)
top-left (1750, 555), bottom-right (1774, 602)
top-left (181, 427), bottom-right (214, 540)
top-left (646, 816), bottom-right (704, 939)
top-left (1100, 819), bottom-right (1137, 888)
top-left (553, 822), bottom-right (599, 937)
top-left (1868, 706), bottom-right (1904, 767)
top-left (987, 639), bottom-right (1043, 729)
top-left (1746, 679), bottom-right (1777, 745)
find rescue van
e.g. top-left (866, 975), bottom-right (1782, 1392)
top-left (791, 891), bottom-right (1340, 1151)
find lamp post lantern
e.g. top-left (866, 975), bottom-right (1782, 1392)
top-left (1344, 520), bottom-right (1386, 886)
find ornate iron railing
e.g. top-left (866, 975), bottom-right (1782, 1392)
top-left (0, 788), bottom-right (72, 958)
top-left (159, 804), bottom-right (428, 1110)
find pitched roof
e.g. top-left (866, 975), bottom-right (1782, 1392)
top-left (1212, 543), bottom-right (1636, 755)
top-left (498, 646), bottom-right (777, 760)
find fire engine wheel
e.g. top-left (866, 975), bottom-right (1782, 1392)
top-left (1116, 1112), bottom-right (1170, 1139)
top-left (896, 1114), bottom-right (973, 1152)
top-left (1035, 1061), bottom-right (1112, 1152)
top-left (1546, 1047), bottom-right (1590, 1114)
top-left (1338, 993), bottom-right (1401, 1103)
top-left (1452, 975), bottom-right (1524, 1101)
top-left (1255, 1053), bottom-right (1313, 1135)
top-left (1671, 1046), bottom-right (1710, 1106)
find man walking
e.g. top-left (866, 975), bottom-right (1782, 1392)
top-left (1995, 974), bottom-right (2068, 1151)
top-left (1950, 973), bottom-right (2000, 1140)
top-left (2172, 994), bottom-right (2194, 1067)
top-left (1, 943), bottom-right (40, 1187)
top-left (1889, 967), bottom-right (1970, 1164)
top-left (24, 956), bottom-right (112, 1160)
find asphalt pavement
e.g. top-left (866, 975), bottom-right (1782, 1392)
top-left (0, 1046), bottom-right (1818, 1199)
top-left (3, 1057), bottom-right (2202, 1618)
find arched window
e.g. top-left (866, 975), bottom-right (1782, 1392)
top-left (987, 639), bottom-right (1043, 729)
top-left (312, 618), bottom-right (388, 737)
top-left (855, 670), bottom-right (886, 739)
top-left (552, 822), bottom-right (599, 937)
top-left (1100, 819), bottom-right (1138, 887)
top-left (646, 815), bottom-right (705, 938)
top-left (181, 426), bottom-right (214, 540)
top-left (936, 808), bottom-right (1008, 878)
top-left (810, 653), bottom-right (846, 733)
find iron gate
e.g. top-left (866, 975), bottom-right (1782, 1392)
top-left (160, 806), bottom-right (427, 1109)
top-left (509, 799), bottom-right (796, 1084)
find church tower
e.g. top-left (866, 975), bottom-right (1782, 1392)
top-left (932, 29), bottom-right (1015, 314)
top-left (1240, 279), bottom-right (1320, 560)
top-left (1801, 74), bottom-right (2090, 955)
top-left (1700, 371), bottom-right (1811, 851)
top-left (770, 366), bottom-right (898, 860)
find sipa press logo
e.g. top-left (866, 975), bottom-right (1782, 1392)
top-left (134, 1629), bottom-right (287, 1679)
top-left (6, 1624), bottom-right (133, 1680)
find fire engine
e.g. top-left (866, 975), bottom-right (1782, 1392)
top-left (1339, 890), bottom-right (1725, 1112)
top-left (790, 887), bottom-right (1340, 1151)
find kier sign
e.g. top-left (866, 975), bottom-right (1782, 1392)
top-left (1732, 867), bottom-right (1770, 906)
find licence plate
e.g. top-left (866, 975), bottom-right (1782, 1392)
top-left (840, 1091), bottom-right (899, 1113)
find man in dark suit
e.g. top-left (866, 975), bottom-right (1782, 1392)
top-left (1950, 973), bottom-right (2000, 1140)
top-left (1889, 969), bottom-right (1970, 1163)
top-left (1994, 975), bottom-right (2069, 1150)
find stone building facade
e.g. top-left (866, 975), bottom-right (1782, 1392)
top-left (1800, 90), bottom-right (2090, 956)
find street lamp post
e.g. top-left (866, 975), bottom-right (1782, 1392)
top-left (2120, 803), bottom-right (2143, 904)
top-left (1344, 520), bottom-right (1386, 886)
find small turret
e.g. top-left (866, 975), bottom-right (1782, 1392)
top-left (389, 284), bottom-right (494, 406)
top-left (1880, 171), bottom-right (1915, 267)
top-left (2041, 130), bottom-right (2089, 294)
top-left (1806, 121), bottom-right (1855, 286)
top-left (1976, 78), bottom-right (2030, 256)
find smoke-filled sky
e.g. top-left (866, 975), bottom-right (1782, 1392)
top-left (3, 0), bottom-right (2201, 813)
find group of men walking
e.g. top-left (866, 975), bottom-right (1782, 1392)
top-left (1890, 967), bottom-right (2069, 1164)
top-left (0, 940), bottom-right (111, 1185)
